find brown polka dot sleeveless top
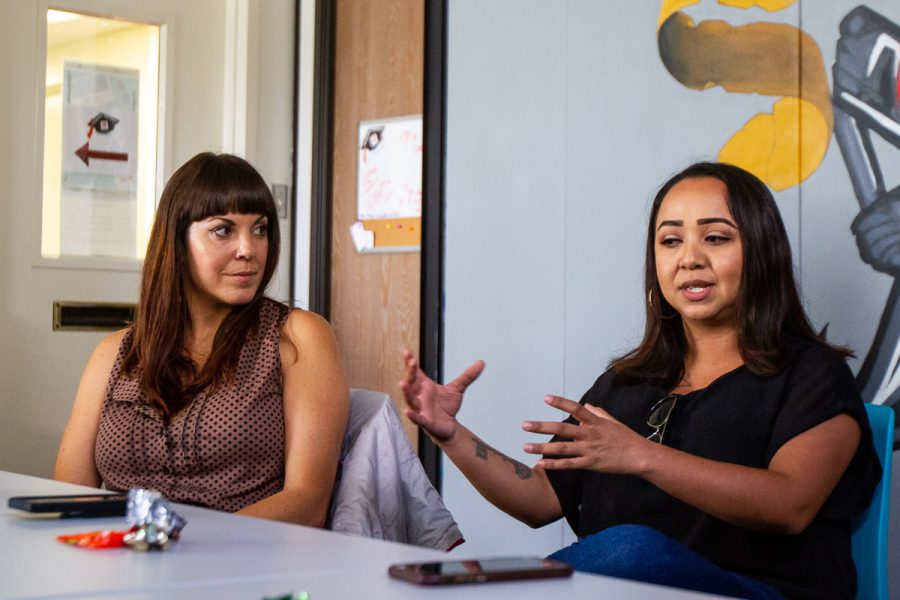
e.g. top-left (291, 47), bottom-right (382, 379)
top-left (95, 298), bottom-right (289, 512)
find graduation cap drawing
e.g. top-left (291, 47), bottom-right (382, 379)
top-left (361, 127), bottom-right (384, 151)
top-left (75, 111), bottom-right (128, 165)
top-left (87, 112), bottom-right (119, 134)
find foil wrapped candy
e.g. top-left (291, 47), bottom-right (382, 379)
top-left (122, 488), bottom-right (187, 551)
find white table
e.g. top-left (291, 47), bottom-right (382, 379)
top-left (1, 471), bottom-right (722, 599)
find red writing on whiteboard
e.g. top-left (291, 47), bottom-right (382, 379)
top-left (357, 117), bottom-right (423, 219)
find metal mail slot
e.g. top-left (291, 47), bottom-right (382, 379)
top-left (53, 301), bottom-right (136, 331)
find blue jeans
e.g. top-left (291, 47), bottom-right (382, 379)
top-left (547, 525), bottom-right (784, 600)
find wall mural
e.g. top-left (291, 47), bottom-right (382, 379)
top-left (834, 6), bottom-right (900, 444)
top-left (657, 1), bottom-right (900, 446)
top-left (657, 0), bottom-right (832, 191)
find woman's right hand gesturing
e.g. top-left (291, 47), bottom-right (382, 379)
top-left (399, 350), bottom-right (485, 444)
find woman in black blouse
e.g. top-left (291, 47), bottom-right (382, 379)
top-left (401, 162), bottom-right (881, 599)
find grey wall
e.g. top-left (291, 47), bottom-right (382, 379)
top-left (442, 1), bottom-right (899, 595)
top-left (443, 0), bottom-right (570, 556)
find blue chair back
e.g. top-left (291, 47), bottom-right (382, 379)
top-left (851, 403), bottom-right (894, 600)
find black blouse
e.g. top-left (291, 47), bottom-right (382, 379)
top-left (545, 335), bottom-right (882, 600)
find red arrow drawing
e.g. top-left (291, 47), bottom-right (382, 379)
top-left (75, 142), bottom-right (128, 166)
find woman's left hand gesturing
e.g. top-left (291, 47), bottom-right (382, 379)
top-left (522, 395), bottom-right (652, 475)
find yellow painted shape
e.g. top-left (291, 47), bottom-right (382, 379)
top-left (718, 98), bottom-right (829, 191)
top-left (661, 0), bottom-right (796, 30)
top-left (658, 0), bottom-right (700, 30)
top-left (719, 0), bottom-right (797, 11)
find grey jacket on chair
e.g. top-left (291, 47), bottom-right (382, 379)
top-left (328, 389), bottom-right (464, 551)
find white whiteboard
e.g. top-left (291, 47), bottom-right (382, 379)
top-left (357, 114), bottom-right (422, 220)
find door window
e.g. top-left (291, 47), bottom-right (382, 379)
top-left (42, 9), bottom-right (160, 262)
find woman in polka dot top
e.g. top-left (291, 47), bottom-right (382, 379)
top-left (53, 152), bottom-right (349, 526)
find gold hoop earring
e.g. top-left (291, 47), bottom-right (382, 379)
top-left (649, 287), bottom-right (678, 320)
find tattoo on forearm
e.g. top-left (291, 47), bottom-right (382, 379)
top-left (471, 436), bottom-right (532, 480)
top-left (474, 438), bottom-right (488, 460)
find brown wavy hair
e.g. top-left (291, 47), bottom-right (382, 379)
top-left (612, 162), bottom-right (849, 389)
top-left (123, 152), bottom-right (280, 416)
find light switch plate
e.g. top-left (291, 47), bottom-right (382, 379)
top-left (272, 183), bottom-right (289, 219)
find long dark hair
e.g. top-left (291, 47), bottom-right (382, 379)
top-left (123, 152), bottom-right (280, 416)
top-left (612, 161), bottom-right (849, 388)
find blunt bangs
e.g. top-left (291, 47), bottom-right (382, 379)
top-left (182, 156), bottom-right (276, 225)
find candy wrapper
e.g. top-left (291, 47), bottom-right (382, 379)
top-left (56, 488), bottom-right (186, 551)
top-left (123, 488), bottom-right (187, 551)
top-left (57, 530), bottom-right (127, 549)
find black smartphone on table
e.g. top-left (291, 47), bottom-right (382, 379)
top-left (8, 493), bottom-right (128, 518)
top-left (388, 556), bottom-right (573, 585)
